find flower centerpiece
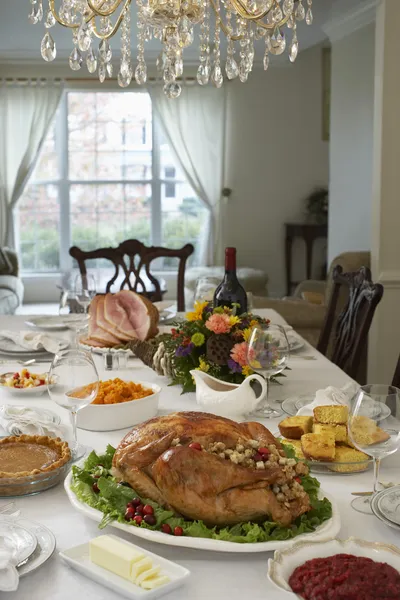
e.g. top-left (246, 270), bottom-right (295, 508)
top-left (159, 301), bottom-right (277, 393)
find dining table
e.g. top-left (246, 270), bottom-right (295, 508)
top-left (1, 309), bottom-right (399, 600)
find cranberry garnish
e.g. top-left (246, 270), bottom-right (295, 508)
top-left (253, 452), bottom-right (262, 462)
top-left (13, 373), bottom-right (19, 379)
top-left (161, 524), bottom-right (172, 535)
top-left (135, 504), bottom-right (144, 515)
top-left (24, 371), bottom-right (30, 378)
top-left (133, 515), bottom-right (143, 525)
top-left (174, 526), bottom-right (183, 536)
top-left (144, 514), bottom-right (156, 526)
top-left (259, 447), bottom-right (270, 455)
top-left (39, 379), bottom-right (46, 385)
top-left (295, 476), bottom-right (301, 483)
top-left (125, 506), bottom-right (135, 521)
top-left (189, 442), bottom-right (202, 451)
top-left (143, 504), bottom-right (154, 516)
top-left (131, 497), bottom-right (142, 507)
top-left (92, 482), bottom-right (100, 493)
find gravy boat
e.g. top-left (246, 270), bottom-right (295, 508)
top-left (190, 370), bottom-right (267, 419)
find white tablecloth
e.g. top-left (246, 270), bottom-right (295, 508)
top-left (0, 311), bottom-right (399, 600)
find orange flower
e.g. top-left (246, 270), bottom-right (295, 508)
top-left (205, 313), bottom-right (231, 334)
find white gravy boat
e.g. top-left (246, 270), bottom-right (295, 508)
top-left (190, 370), bottom-right (267, 419)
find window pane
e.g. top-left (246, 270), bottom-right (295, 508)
top-left (161, 183), bottom-right (207, 267)
top-left (159, 129), bottom-right (185, 180)
top-left (17, 184), bottom-right (60, 271)
top-left (68, 92), bottom-right (152, 181)
top-left (70, 183), bottom-right (151, 251)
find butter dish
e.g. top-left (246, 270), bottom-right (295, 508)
top-left (59, 534), bottom-right (190, 599)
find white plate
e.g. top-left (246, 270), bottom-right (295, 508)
top-left (282, 395), bottom-right (313, 416)
top-left (288, 340), bottom-right (305, 352)
top-left (16, 519), bottom-right (56, 576)
top-left (0, 375), bottom-right (58, 397)
top-left (59, 534), bottom-right (190, 600)
top-left (64, 472), bottom-right (340, 553)
top-left (267, 537), bottom-right (400, 598)
top-left (25, 317), bottom-right (68, 331)
top-left (0, 521), bottom-right (37, 565)
top-left (376, 486), bottom-right (400, 526)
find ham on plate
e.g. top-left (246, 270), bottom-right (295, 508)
top-left (82, 290), bottom-right (159, 348)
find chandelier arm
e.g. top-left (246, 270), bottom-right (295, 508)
top-left (86, 0), bottom-right (127, 18)
top-left (48, 0), bottom-right (79, 28)
top-left (209, 0), bottom-right (244, 40)
top-left (90, 0), bottom-right (131, 39)
top-left (226, 0), bottom-right (291, 26)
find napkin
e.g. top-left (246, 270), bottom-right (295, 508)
top-left (296, 382), bottom-right (359, 416)
top-left (0, 547), bottom-right (19, 592)
top-left (0, 330), bottom-right (67, 354)
top-left (0, 406), bottom-right (65, 438)
top-left (274, 326), bottom-right (303, 349)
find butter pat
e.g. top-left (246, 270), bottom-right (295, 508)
top-left (131, 557), bottom-right (153, 580)
top-left (142, 576), bottom-right (172, 590)
top-left (89, 535), bottom-right (144, 582)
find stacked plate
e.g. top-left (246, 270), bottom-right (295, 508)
top-left (0, 517), bottom-right (56, 583)
top-left (0, 337), bottom-right (68, 362)
top-left (371, 486), bottom-right (400, 531)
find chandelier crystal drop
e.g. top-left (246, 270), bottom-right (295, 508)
top-left (32, 0), bottom-right (314, 97)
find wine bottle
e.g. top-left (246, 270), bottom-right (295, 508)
top-left (213, 247), bottom-right (248, 314)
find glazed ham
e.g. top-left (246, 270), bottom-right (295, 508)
top-left (82, 290), bottom-right (159, 348)
top-left (113, 412), bottom-right (311, 527)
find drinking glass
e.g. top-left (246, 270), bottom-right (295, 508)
top-left (348, 384), bottom-right (400, 514)
top-left (75, 273), bottom-right (97, 315)
top-left (194, 277), bottom-right (220, 306)
top-left (48, 350), bottom-right (99, 459)
top-left (59, 290), bottom-right (85, 347)
top-left (246, 324), bottom-right (289, 418)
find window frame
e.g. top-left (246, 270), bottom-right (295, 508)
top-left (15, 87), bottom-right (190, 275)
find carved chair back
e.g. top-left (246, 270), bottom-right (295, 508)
top-left (317, 266), bottom-right (384, 380)
top-left (69, 240), bottom-right (194, 312)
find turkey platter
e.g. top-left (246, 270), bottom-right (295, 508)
top-left (112, 411), bottom-right (311, 527)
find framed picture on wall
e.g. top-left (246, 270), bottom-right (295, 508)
top-left (322, 47), bottom-right (331, 142)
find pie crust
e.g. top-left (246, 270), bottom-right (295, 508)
top-left (0, 435), bottom-right (71, 479)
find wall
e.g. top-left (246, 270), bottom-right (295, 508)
top-left (225, 45), bottom-right (329, 296)
top-left (1, 44), bottom-right (329, 300)
top-left (327, 24), bottom-right (375, 264)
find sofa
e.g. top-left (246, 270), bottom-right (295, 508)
top-left (0, 248), bottom-right (24, 314)
top-left (253, 251), bottom-right (371, 348)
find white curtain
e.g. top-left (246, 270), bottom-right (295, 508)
top-left (149, 83), bottom-right (226, 266)
top-left (0, 80), bottom-right (63, 247)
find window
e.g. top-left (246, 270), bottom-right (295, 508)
top-left (15, 91), bottom-right (206, 273)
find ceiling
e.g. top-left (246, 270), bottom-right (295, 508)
top-left (0, 0), bottom-right (359, 65)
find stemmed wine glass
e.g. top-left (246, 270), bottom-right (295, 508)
top-left (48, 350), bottom-right (99, 459)
top-left (348, 384), bottom-right (400, 514)
top-left (246, 324), bottom-right (290, 418)
top-left (59, 290), bottom-right (85, 347)
top-left (75, 273), bottom-right (97, 316)
top-left (194, 277), bottom-right (220, 306)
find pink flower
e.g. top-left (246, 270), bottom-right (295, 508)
top-left (205, 313), bottom-right (231, 334)
top-left (230, 342), bottom-right (249, 367)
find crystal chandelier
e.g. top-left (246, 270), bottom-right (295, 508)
top-left (30, 0), bottom-right (314, 98)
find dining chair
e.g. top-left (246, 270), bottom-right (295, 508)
top-left (69, 240), bottom-right (194, 312)
top-left (391, 355), bottom-right (400, 389)
top-left (317, 266), bottom-right (384, 381)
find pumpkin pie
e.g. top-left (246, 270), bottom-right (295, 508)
top-left (0, 435), bottom-right (71, 479)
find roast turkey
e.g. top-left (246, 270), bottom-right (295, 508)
top-left (82, 290), bottom-right (159, 347)
top-left (112, 412), bottom-right (311, 527)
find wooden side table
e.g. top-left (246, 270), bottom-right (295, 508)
top-left (285, 223), bottom-right (328, 296)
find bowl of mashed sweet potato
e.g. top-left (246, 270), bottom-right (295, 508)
top-left (77, 378), bottom-right (161, 431)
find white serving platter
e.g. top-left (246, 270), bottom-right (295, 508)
top-left (59, 534), bottom-right (190, 600)
top-left (64, 472), bottom-right (340, 553)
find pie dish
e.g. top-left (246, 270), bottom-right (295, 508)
top-left (0, 435), bottom-right (72, 496)
top-left (0, 435), bottom-right (71, 478)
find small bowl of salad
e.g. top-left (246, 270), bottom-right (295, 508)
top-left (0, 368), bottom-right (56, 396)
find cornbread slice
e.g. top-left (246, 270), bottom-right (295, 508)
top-left (313, 423), bottom-right (347, 443)
top-left (280, 439), bottom-right (305, 460)
top-left (328, 446), bottom-right (370, 473)
top-left (301, 433), bottom-right (336, 462)
top-left (313, 405), bottom-right (348, 425)
top-left (349, 415), bottom-right (390, 447)
top-left (278, 416), bottom-right (313, 440)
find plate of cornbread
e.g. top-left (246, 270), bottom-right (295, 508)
top-left (277, 405), bottom-right (381, 474)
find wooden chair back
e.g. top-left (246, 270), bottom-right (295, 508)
top-left (69, 240), bottom-right (194, 312)
top-left (317, 266), bottom-right (384, 380)
top-left (392, 355), bottom-right (400, 389)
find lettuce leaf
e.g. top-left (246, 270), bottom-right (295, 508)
top-left (71, 445), bottom-right (332, 543)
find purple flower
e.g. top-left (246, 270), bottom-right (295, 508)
top-left (228, 358), bottom-right (242, 373)
top-left (175, 343), bottom-right (195, 358)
